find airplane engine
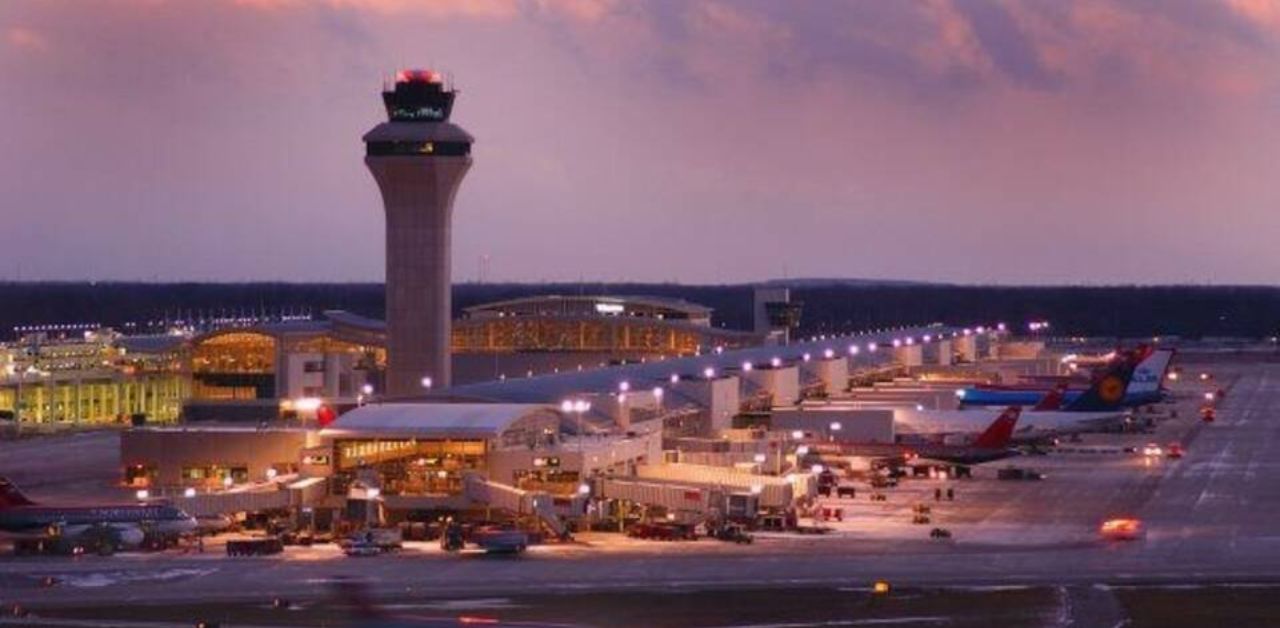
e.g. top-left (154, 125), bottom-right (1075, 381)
top-left (111, 526), bottom-right (145, 548)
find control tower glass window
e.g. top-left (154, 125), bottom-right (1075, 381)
top-left (383, 70), bottom-right (456, 122)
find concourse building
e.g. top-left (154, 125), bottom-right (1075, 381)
top-left (0, 294), bottom-right (762, 426)
top-left (181, 295), bottom-right (759, 415)
top-left (0, 327), bottom-right (188, 425)
top-left (121, 402), bottom-right (662, 525)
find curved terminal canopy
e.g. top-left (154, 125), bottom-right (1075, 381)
top-left (382, 68), bottom-right (456, 123)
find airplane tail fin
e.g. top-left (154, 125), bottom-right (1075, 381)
top-left (1124, 348), bottom-right (1174, 397)
top-left (1065, 346), bottom-right (1146, 411)
top-left (0, 477), bottom-right (36, 509)
top-left (973, 407), bottom-right (1021, 449)
top-left (1032, 382), bottom-right (1068, 411)
top-left (1065, 346), bottom-right (1173, 411)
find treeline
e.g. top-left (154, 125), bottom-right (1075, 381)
top-left (0, 282), bottom-right (1276, 340)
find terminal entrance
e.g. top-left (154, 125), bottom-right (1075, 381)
top-left (331, 438), bottom-right (486, 497)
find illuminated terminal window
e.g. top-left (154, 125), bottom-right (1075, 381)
top-left (332, 439), bottom-right (487, 497)
top-left (192, 332), bottom-right (276, 374)
top-left (191, 332), bottom-right (277, 400)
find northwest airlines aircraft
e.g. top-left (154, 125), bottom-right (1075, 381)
top-left (0, 477), bottom-right (197, 554)
top-left (812, 407), bottom-right (1022, 466)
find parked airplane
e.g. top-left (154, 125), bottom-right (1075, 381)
top-left (894, 406), bottom-right (1125, 441)
top-left (898, 370), bottom-right (1132, 438)
top-left (957, 347), bottom-right (1173, 410)
top-left (811, 406), bottom-right (1022, 466)
top-left (0, 477), bottom-right (197, 553)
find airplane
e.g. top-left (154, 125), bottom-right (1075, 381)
top-left (956, 347), bottom-right (1174, 410)
top-left (961, 345), bottom-right (1153, 396)
top-left (893, 405), bottom-right (1125, 442)
top-left (896, 367), bottom-right (1136, 440)
top-left (0, 477), bottom-right (197, 554)
top-left (809, 406), bottom-right (1022, 466)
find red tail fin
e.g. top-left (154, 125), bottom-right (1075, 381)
top-left (973, 407), bottom-right (1021, 449)
top-left (1033, 382), bottom-right (1068, 411)
top-left (0, 477), bottom-right (36, 509)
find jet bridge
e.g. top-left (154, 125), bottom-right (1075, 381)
top-left (462, 474), bottom-right (573, 539)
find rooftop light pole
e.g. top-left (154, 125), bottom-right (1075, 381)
top-left (560, 398), bottom-right (591, 453)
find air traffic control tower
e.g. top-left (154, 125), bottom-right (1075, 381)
top-left (364, 70), bottom-right (473, 395)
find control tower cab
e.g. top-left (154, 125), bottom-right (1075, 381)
top-left (364, 70), bottom-right (473, 396)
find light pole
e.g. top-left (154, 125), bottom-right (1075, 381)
top-left (560, 398), bottom-right (591, 452)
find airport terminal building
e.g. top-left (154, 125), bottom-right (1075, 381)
top-left (1, 295), bottom-right (763, 426)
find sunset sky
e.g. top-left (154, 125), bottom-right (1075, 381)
top-left (2, 0), bottom-right (1278, 284)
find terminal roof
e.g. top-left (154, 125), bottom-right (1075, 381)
top-left (450, 325), bottom-right (953, 404)
top-left (320, 402), bottom-right (556, 440)
top-left (463, 295), bottom-right (713, 317)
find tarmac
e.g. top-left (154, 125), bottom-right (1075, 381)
top-left (1, 357), bottom-right (1278, 624)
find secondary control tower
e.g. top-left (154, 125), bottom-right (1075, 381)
top-left (364, 69), bottom-right (473, 395)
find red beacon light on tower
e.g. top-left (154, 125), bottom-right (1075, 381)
top-left (397, 69), bottom-right (443, 84)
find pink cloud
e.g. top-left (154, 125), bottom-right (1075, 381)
top-left (915, 0), bottom-right (994, 79)
top-left (6, 27), bottom-right (49, 52)
top-left (1225, 0), bottom-right (1280, 32)
top-left (2, 0), bottom-right (1279, 283)
top-left (233, 0), bottom-right (617, 21)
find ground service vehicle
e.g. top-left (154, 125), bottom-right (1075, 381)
top-left (472, 526), bottom-right (530, 554)
top-left (628, 522), bottom-right (695, 541)
top-left (1100, 518), bottom-right (1145, 541)
top-left (997, 467), bottom-right (1045, 481)
top-left (13, 525), bottom-right (128, 556)
top-left (711, 523), bottom-right (753, 544)
top-left (342, 528), bottom-right (402, 552)
top-left (226, 537), bottom-right (284, 556)
top-left (870, 475), bottom-right (897, 489)
top-left (441, 521), bottom-right (465, 552)
top-left (343, 540), bottom-right (381, 557)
